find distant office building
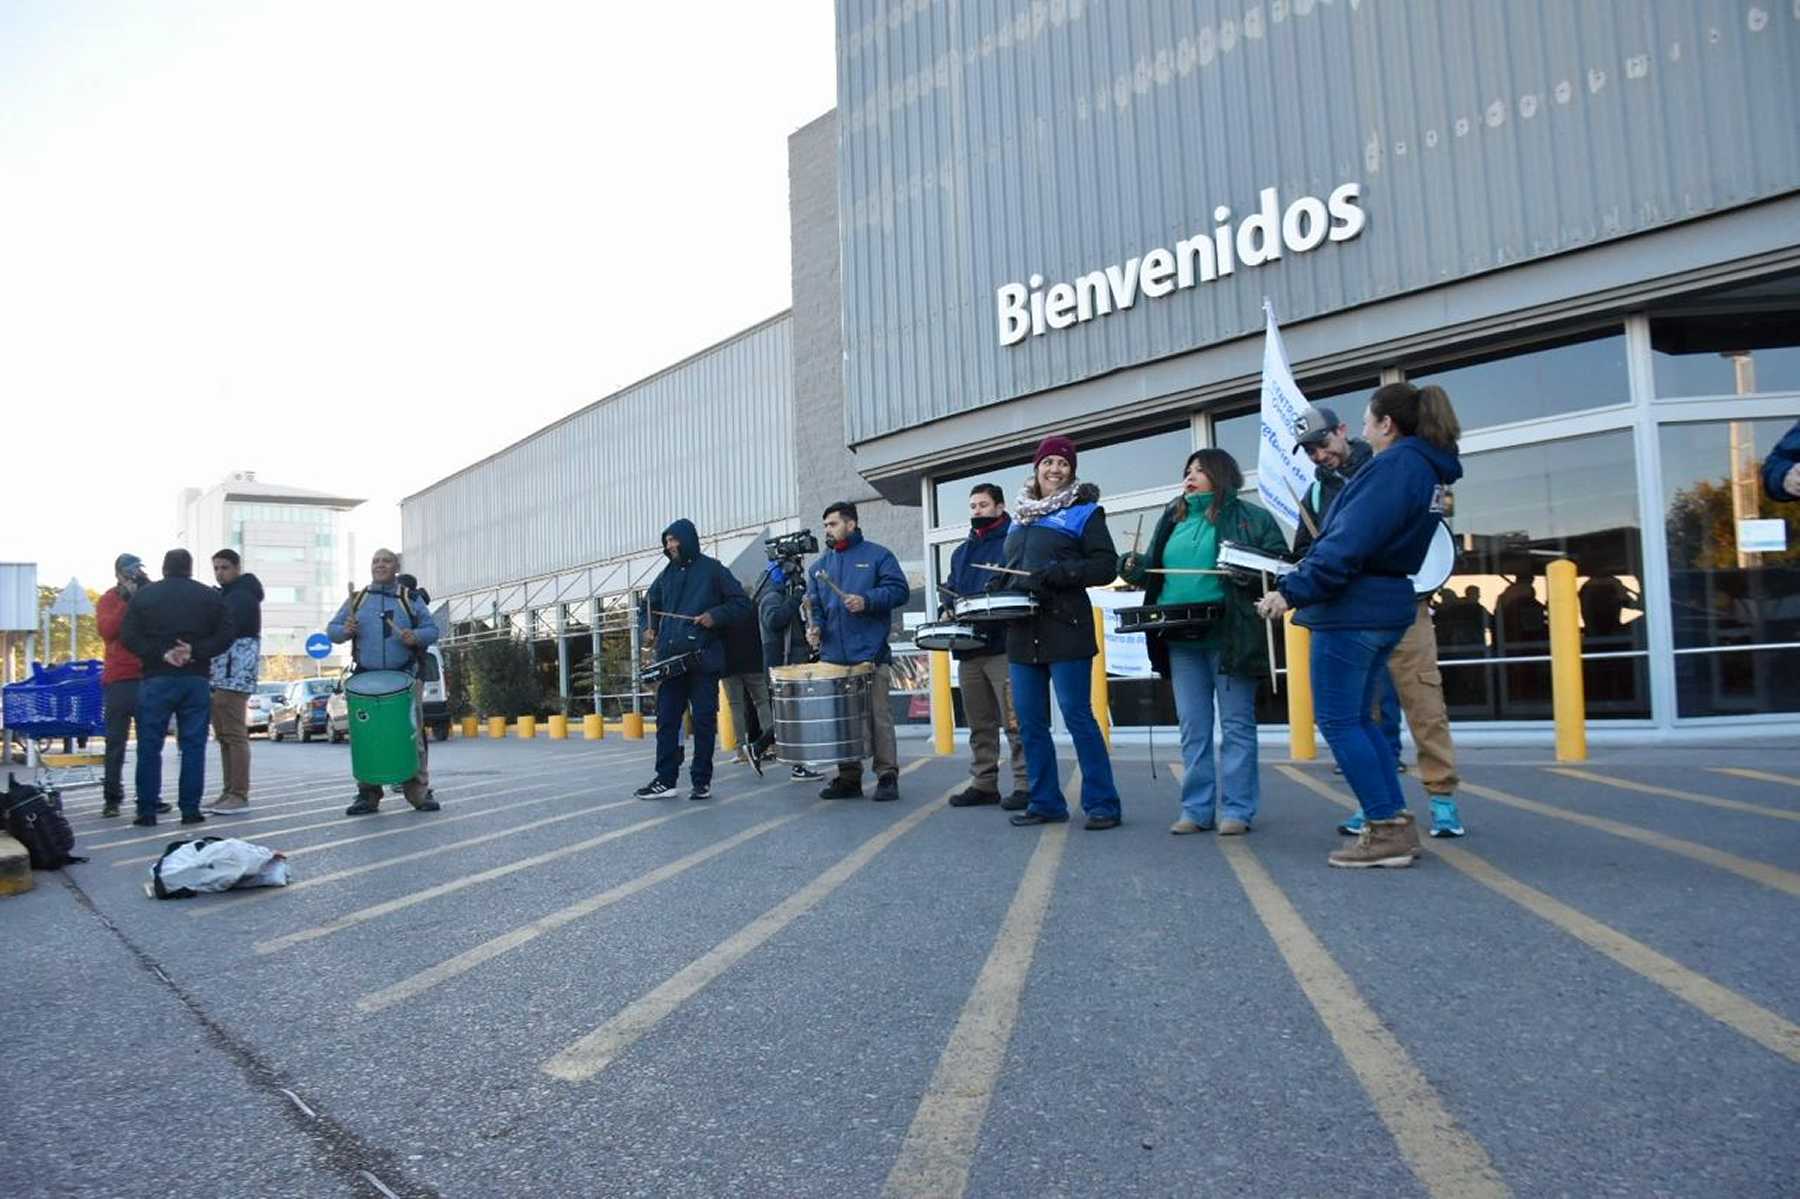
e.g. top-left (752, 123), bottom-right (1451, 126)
top-left (176, 471), bottom-right (365, 663)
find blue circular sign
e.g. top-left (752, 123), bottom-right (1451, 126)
top-left (305, 633), bottom-right (333, 660)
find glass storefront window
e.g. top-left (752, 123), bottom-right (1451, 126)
top-left (1438, 430), bottom-right (1649, 720)
top-left (1659, 418), bottom-right (1800, 718)
top-left (1210, 381), bottom-right (1377, 479)
top-left (1408, 328), bottom-right (1628, 431)
top-left (1650, 272), bottom-right (1800, 398)
top-left (930, 425), bottom-right (1190, 525)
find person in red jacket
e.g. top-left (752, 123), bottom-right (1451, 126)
top-left (95, 553), bottom-right (159, 818)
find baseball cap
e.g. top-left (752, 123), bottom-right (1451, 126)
top-left (1292, 406), bottom-right (1341, 453)
top-left (114, 552), bottom-right (145, 576)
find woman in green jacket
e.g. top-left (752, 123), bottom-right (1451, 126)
top-left (1119, 449), bottom-right (1288, 835)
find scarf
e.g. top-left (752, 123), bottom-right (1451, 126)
top-left (1013, 479), bottom-right (1084, 525)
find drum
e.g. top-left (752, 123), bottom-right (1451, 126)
top-left (1115, 603), bottom-right (1224, 635)
top-left (914, 621), bottom-right (987, 652)
top-left (1411, 521), bottom-right (1456, 596)
top-left (342, 669), bottom-right (419, 787)
top-left (1217, 540), bottom-right (1297, 579)
top-left (769, 662), bottom-right (875, 766)
top-left (953, 593), bottom-right (1039, 623)
top-left (639, 652), bottom-right (700, 687)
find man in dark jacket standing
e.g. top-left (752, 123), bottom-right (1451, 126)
top-left (121, 549), bottom-right (237, 828)
top-left (207, 549), bottom-right (263, 813)
top-left (806, 501), bottom-right (911, 802)
top-left (95, 552), bottom-right (153, 818)
top-left (757, 560), bottom-right (821, 781)
top-left (636, 519), bottom-right (751, 801)
top-left (941, 484), bottom-right (1027, 809)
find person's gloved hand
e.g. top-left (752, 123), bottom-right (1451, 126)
top-left (1025, 565), bottom-right (1059, 594)
top-left (1118, 551), bottom-right (1144, 582)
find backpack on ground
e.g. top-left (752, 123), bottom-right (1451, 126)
top-left (3, 774), bottom-right (85, 869)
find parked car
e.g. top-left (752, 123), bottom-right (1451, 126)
top-left (247, 681), bottom-right (286, 736)
top-left (324, 646), bottom-right (452, 742)
top-left (269, 678), bottom-right (335, 742)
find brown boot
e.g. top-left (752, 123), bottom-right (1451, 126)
top-left (1396, 809), bottom-right (1423, 858)
top-left (1328, 815), bottom-right (1416, 869)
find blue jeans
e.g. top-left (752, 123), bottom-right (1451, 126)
top-left (1375, 670), bottom-right (1402, 760)
top-left (1009, 659), bottom-right (1121, 821)
top-left (1167, 643), bottom-right (1259, 826)
top-left (135, 674), bottom-right (211, 818)
top-left (654, 669), bottom-right (718, 787)
top-left (1311, 627), bottom-right (1408, 821)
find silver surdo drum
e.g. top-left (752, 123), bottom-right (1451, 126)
top-left (914, 621), bottom-right (987, 652)
top-left (770, 662), bottom-right (876, 767)
top-left (953, 593), bottom-right (1039, 623)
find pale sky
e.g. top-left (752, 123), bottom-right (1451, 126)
top-left (0, 1), bottom-right (835, 591)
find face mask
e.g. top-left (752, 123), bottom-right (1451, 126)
top-left (971, 514), bottom-right (1003, 532)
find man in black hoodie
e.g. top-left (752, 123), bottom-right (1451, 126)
top-left (122, 549), bottom-right (237, 827)
top-left (207, 549), bottom-right (264, 813)
top-left (635, 519), bottom-right (751, 801)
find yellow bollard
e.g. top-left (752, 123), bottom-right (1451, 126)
top-left (487, 716), bottom-right (506, 739)
top-left (1547, 558), bottom-right (1588, 762)
top-left (717, 682), bottom-right (738, 751)
top-left (548, 715), bottom-right (567, 740)
top-left (518, 715), bottom-right (536, 739)
top-left (1284, 614), bottom-right (1316, 761)
top-left (930, 649), bottom-right (954, 756)
top-left (623, 712), bottom-right (644, 739)
top-left (460, 715), bottom-right (478, 739)
top-left (1090, 606), bottom-right (1111, 749)
top-left (582, 714), bottom-right (603, 740)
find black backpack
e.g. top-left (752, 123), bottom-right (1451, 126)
top-left (4, 775), bottom-right (85, 869)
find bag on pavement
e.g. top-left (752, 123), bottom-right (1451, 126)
top-left (150, 836), bottom-right (290, 899)
top-left (4, 774), bottom-right (85, 869)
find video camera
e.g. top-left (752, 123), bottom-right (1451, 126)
top-left (764, 529), bottom-right (819, 563)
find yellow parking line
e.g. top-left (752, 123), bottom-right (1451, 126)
top-left (1277, 766), bottom-right (1800, 1067)
top-left (1712, 767), bottom-right (1800, 789)
top-left (1454, 780), bottom-right (1800, 900)
top-left (1548, 767), bottom-right (1800, 823)
top-left (357, 809), bottom-right (812, 1014)
top-left (542, 761), bottom-right (941, 1083)
top-left (882, 773), bottom-right (1076, 1199)
top-left (253, 772), bottom-right (790, 956)
top-left (1190, 766), bottom-right (1510, 1198)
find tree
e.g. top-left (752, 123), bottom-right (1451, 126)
top-left (5, 585), bottom-right (107, 680)
top-left (465, 638), bottom-right (541, 720)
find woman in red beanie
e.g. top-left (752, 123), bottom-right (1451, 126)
top-left (997, 435), bottom-right (1124, 830)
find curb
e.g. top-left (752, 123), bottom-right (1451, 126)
top-left (0, 833), bottom-right (34, 897)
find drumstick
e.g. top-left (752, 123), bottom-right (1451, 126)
top-left (1131, 513), bottom-right (1145, 554)
top-left (1146, 568), bottom-right (1233, 576)
top-left (1262, 570), bottom-right (1281, 695)
top-left (813, 569), bottom-right (852, 600)
top-left (648, 609), bottom-right (702, 622)
top-left (1279, 474), bottom-right (1320, 540)
top-left (973, 563), bottom-right (1032, 578)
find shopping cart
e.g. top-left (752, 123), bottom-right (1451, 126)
top-left (2, 659), bottom-right (107, 801)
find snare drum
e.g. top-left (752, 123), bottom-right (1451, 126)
top-left (1115, 603), bottom-right (1224, 635)
top-left (954, 593), bottom-right (1040, 623)
top-left (1217, 540), bottom-right (1297, 579)
top-left (914, 621), bottom-right (988, 652)
top-left (639, 652), bottom-right (700, 687)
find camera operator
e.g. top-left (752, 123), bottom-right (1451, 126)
top-left (758, 533), bottom-right (819, 780)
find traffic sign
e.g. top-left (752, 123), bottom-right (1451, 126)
top-left (305, 633), bottom-right (332, 660)
top-left (50, 577), bottom-right (94, 617)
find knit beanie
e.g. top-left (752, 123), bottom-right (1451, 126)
top-left (1033, 435), bottom-right (1077, 472)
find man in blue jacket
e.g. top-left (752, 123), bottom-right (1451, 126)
top-left (806, 501), bottom-right (911, 801)
top-left (1763, 418), bottom-right (1800, 502)
top-left (327, 549), bottom-right (440, 816)
top-left (756, 561), bottom-right (822, 782)
top-left (941, 483), bottom-right (1027, 809)
top-left (636, 519), bottom-right (751, 801)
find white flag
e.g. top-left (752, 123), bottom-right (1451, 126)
top-left (1255, 304), bottom-right (1318, 538)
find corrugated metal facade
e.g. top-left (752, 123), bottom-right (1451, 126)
top-left (837, 0), bottom-right (1800, 443)
top-left (402, 315), bottom-right (796, 600)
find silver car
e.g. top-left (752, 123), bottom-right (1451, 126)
top-left (247, 682), bottom-right (286, 736)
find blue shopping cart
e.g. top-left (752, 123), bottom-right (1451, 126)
top-left (3, 659), bottom-right (107, 800)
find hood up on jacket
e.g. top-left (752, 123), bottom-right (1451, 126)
top-left (662, 519), bottom-right (701, 565)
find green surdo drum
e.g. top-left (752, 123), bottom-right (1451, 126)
top-left (343, 669), bottom-right (419, 786)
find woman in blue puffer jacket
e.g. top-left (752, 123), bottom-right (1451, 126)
top-left (1258, 384), bottom-right (1464, 869)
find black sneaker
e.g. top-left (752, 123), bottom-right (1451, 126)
top-left (345, 796), bottom-right (381, 816)
top-left (1083, 815), bottom-right (1121, 831)
top-left (818, 777), bottom-right (863, 800)
top-left (101, 801), bottom-right (121, 818)
top-left (948, 787), bottom-right (999, 808)
top-left (871, 773), bottom-right (900, 803)
top-left (634, 780), bottom-right (676, 800)
top-left (790, 765), bottom-right (823, 781)
top-left (411, 799), bottom-right (442, 812)
top-left (180, 812), bottom-right (206, 826)
top-left (131, 815), bottom-right (157, 828)
top-left (157, 802), bottom-right (172, 813)
top-left (689, 783), bottom-right (712, 802)
top-left (1000, 790), bottom-right (1030, 811)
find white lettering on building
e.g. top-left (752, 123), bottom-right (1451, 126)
top-left (996, 182), bottom-right (1366, 347)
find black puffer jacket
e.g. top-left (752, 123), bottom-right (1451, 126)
top-left (1000, 483), bottom-right (1118, 664)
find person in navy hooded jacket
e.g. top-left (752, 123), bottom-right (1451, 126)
top-left (636, 519), bottom-right (751, 801)
top-left (806, 501), bottom-right (911, 802)
top-left (1763, 418), bottom-right (1800, 503)
top-left (1258, 383), bottom-right (1464, 869)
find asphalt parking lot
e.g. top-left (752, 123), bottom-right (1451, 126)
top-left (4, 732), bottom-right (1797, 1197)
